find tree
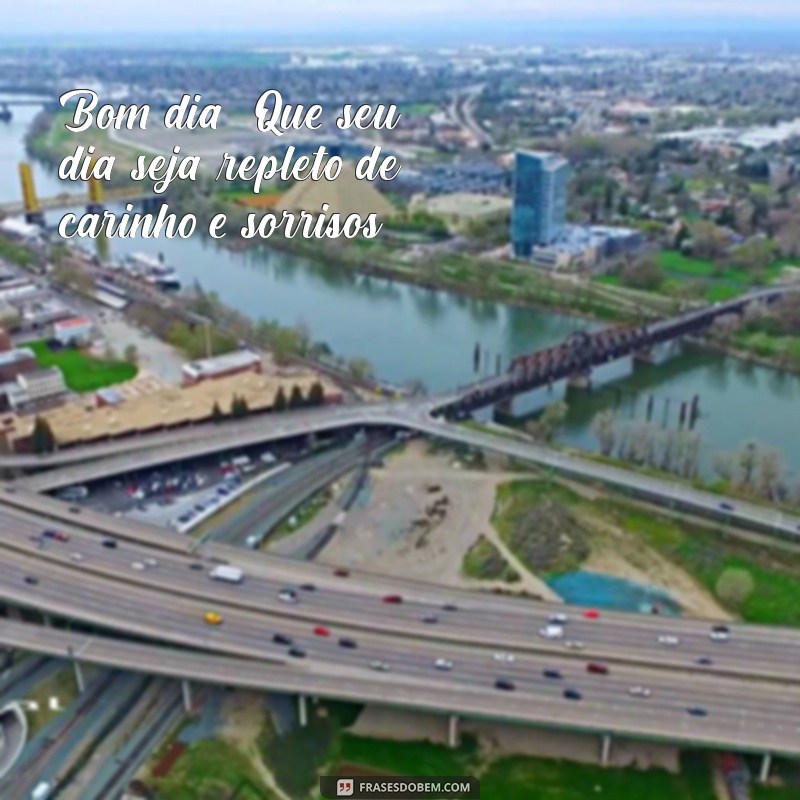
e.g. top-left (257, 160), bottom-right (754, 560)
top-left (211, 401), bottom-right (224, 423)
top-left (273, 387), bottom-right (287, 412)
top-left (306, 381), bottom-right (325, 408)
top-left (31, 416), bottom-right (56, 454)
top-left (755, 448), bottom-right (784, 501)
top-left (527, 401), bottom-right (568, 443)
top-left (348, 357), bottom-right (374, 383)
top-left (591, 410), bottom-right (617, 457)
top-left (230, 395), bottom-right (249, 418)
top-left (123, 344), bottom-right (138, 365)
top-left (736, 442), bottom-right (759, 489)
top-left (715, 568), bottom-right (755, 609)
top-left (288, 385), bottom-right (305, 409)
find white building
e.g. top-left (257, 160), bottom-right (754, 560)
top-left (52, 316), bottom-right (93, 346)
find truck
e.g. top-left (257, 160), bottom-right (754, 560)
top-left (208, 565), bottom-right (244, 584)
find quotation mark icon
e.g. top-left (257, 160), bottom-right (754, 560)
top-left (337, 778), bottom-right (354, 796)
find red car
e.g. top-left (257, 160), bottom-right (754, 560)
top-left (313, 626), bottom-right (331, 637)
top-left (382, 594), bottom-right (403, 604)
top-left (333, 568), bottom-right (350, 578)
top-left (583, 609), bottom-right (600, 620)
top-left (586, 662), bottom-right (609, 675)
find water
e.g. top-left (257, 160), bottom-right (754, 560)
top-left (2, 94), bottom-right (800, 475)
top-left (548, 571), bottom-right (682, 615)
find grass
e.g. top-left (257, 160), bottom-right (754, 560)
top-left (0, 234), bottom-right (36, 267)
top-left (152, 738), bottom-right (277, 800)
top-left (340, 733), bottom-right (477, 776)
top-left (270, 488), bottom-right (333, 541)
top-left (462, 534), bottom-right (520, 582)
top-left (27, 339), bottom-right (137, 392)
top-left (399, 102), bottom-right (438, 116)
top-left (23, 665), bottom-right (80, 737)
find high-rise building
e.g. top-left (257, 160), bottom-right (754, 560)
top-left (511, 150), bottom-right (570, 257)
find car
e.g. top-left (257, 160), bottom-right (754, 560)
top-left (24, 575), bottom-right (38, 586)
top-left (382, 594), bottom-right (403, 604)
top-left (582, 609), bottom-right (600, 620)
top-left (370, 661), bottom-right (390, 672)
top-left (70, 552), bottom-right (84, 562)
top-left (687, 706), bottom-right (708, 717)
top-left (434, 658), bottom-right (454, 671)
top-left (543, 669), bottom-right (562, 680)
top-left (709, 625), bottom-right (730, 642)
top-left (288, 647), bottom-right (306, 659)
top-left (131, 561), bottom-right (145, 571)
top-left (563, 688), bottom-right (583, 701)
top-left (300, 583), bottom-right (316, 592)
top-left (278, 589), bottom-right (298, 604)
top-left (143, 558), bottom-right (159, 568)
top-left (188, 562), bottom-right (203, 571)
top-left (101, 539), bottom-right (118, 549)
top-left (695, 657), bottom-right (713, 666)
top-left (43, 529), bottom-right (69, 543)
top-left (586, 662), bottom-right (609, 675)
top-left (442, 603), bottom-right (459, 612)
top-left (493, 652), bottom-right (515, 664)
top-left (203, 611), bottom-right (223, 625)
top-left (628, 686), bottom-right (652, 698)
top-left (333, 568), bottom-right (350, 578)
top-left (549, 613), bottom-right (569, 624)
top-left (339, 638), bottom-right (358, 649)
top-left (657, 635), bottom-right (680, 646)
top-left (564, 640), bottom-right (585, 651)
top-left (494, 678), bottom-right (515, 691)
top-left (539, 624), bottom-right (564, 640)
top-left (313, 626), bottom-right (331, 637)
top-left (272, 633), bottom-right (292, 646)
top-left (421, 614), bottom-right (439, 624)
top-left (719, 502), bottom-right (735, 512)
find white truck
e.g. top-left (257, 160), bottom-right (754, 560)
top-left (31, 782), bottom-right (52, 800)
top-left (208, 565), bottom-right (244, 584)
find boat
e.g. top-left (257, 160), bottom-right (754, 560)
top-left (124, 252), bottom-right (182, 290)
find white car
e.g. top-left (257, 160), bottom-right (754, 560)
top-left (549, 613), bottom-right (569, 625)
top-left (144, 558), bottom-right (159, 568)
top-left (69, 553), bottom-right (84, 562)
top-left (369, 661), bottom-right (390, 672)
top-left (564, 640), bottom-right (585, 650)
top-left (539, 625), bottom-right (564, 640)
top-left (629, 686), bottom-right (652, 698)
top-left (709, 626), bottom-right (730, 642)
top-left (131, 561), bottom-right (145, 571)
top-left (278, 590), bottom-right (298, 604)
top-left (434, 658), bottom-right (454, 671)
top-left (657, 635), bottom-right (680, 646)
top-left (493, 652), bottom-right (515, 664)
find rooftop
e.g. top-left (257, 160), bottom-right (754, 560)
top-left (182, 350), bottom-right (262, 379)
top-left (53, 316), bottom-right (92, 330)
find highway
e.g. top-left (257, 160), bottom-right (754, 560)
top-left (2, 499), bottom-right (800, 686)
top-left (0, 618), bottom-right (799, 757)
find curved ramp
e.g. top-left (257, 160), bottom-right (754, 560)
top-left (0, 702), bottom-right (27, 779)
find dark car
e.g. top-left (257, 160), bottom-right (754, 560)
top-left (24, 575), bottom-right (38, 586)
top-left (300, 583), bottom-right (316, 592)
top-left (421, 614), bottom-right (439, 624)
top-left (188, 562), bottom-right (204, 571)
top-left (382, 594), bottom-right (403, 604)
top-left (339, 638), bottom-right (358, 649)
top-left (687, 706), bottom-right (708, 717)
top-left (563, 688), bottom-right (583, 701)
top-left (333, 568), bottom-right (350, 578)
top-left (288, 647), bottom-right (307, 659)
top-left (442, 603), bottom-right (458, 612)
top-left (272, 633), bottom-right (292, 646)
top-left (719, 502), bottom-right (735, 512)
top-left (695, 657), bottom-right (713, 666)
top-left (586, 662), bottom-right (609, 675)
top-left (101, 539), bottom-right (118, 549)
top-left (494, 678), bottom-right (515, 691)
top-left (543, 669), bottom-right (562, 680)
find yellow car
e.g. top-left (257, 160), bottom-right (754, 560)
top-left (203, 611), bottom-right (223, 626)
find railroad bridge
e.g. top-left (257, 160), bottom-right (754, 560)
top-left (441, 287), bottom-right (789, 418)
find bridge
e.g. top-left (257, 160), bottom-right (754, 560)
top-left (0, 162), bottom-right (160, 223)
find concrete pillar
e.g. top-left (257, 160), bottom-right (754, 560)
top-left (42, 613), bottom-right (52, 627)
top-left (600, 733), bottom-right (612, 767)
top-left (73, 660), bottom-right (85, 694)
top-left (181, 679), bottom-right (193, 713)
top-left (759, 753), bottom-right (772, 784)
top-left (297, 694), bottom-right (308, 727)
top-left (447, 714), bottom-right (459, 749)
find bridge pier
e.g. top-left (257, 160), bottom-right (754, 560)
top-left (42, 613), bottom-right (52, 628)
top-left (181, 679), bottom-right (193, 713)
top-left (447, 714), bottom-right (459, 748)
top-left (72, 659), bottom-right (85, 694)
top-left (297, 694), bottom-right (308, 727)
top-left (567, 371), bottom-right (592, 390)
top-left (600, 733), bottom-right (612, 766)
top-left (759, 753), bottom-right (772, 784)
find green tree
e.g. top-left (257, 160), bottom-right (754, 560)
top-left (211, 401), bottom-right (224, 423)
top-left (288, 385), bottom-right (305, 409)
top-left (715, 568), bottom-right (755, 609)
top-left (273, 387), bottom-right (288, 412)
top-left (230, 395), bottom-right (250, 418)
top-left (306, 381), bottom-right (325, 407)
top-left (123, 344), bottom-right (138, 364)
top-left (31, 416), bottom-right (56, 454)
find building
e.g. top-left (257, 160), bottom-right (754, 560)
top-left (17, 367), bottom-right (67, 404)
top-left (411, 193), bottom-right (511, 234)
top-left (529, 225), bottom-right (643, 272)
top-left (0, 347), bottom-right (36, 382)
top-left (181, 350), bottom-right (263, 386)
top-left (511, 150), bottom-right (570, 258)
top-left (52, 316), bottom-right (93, 346)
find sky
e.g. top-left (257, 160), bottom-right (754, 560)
top-left (3, 0), bottom-right (800, 39)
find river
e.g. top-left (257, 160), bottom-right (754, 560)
top-left (1, 97), bottom-right (799, 478)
